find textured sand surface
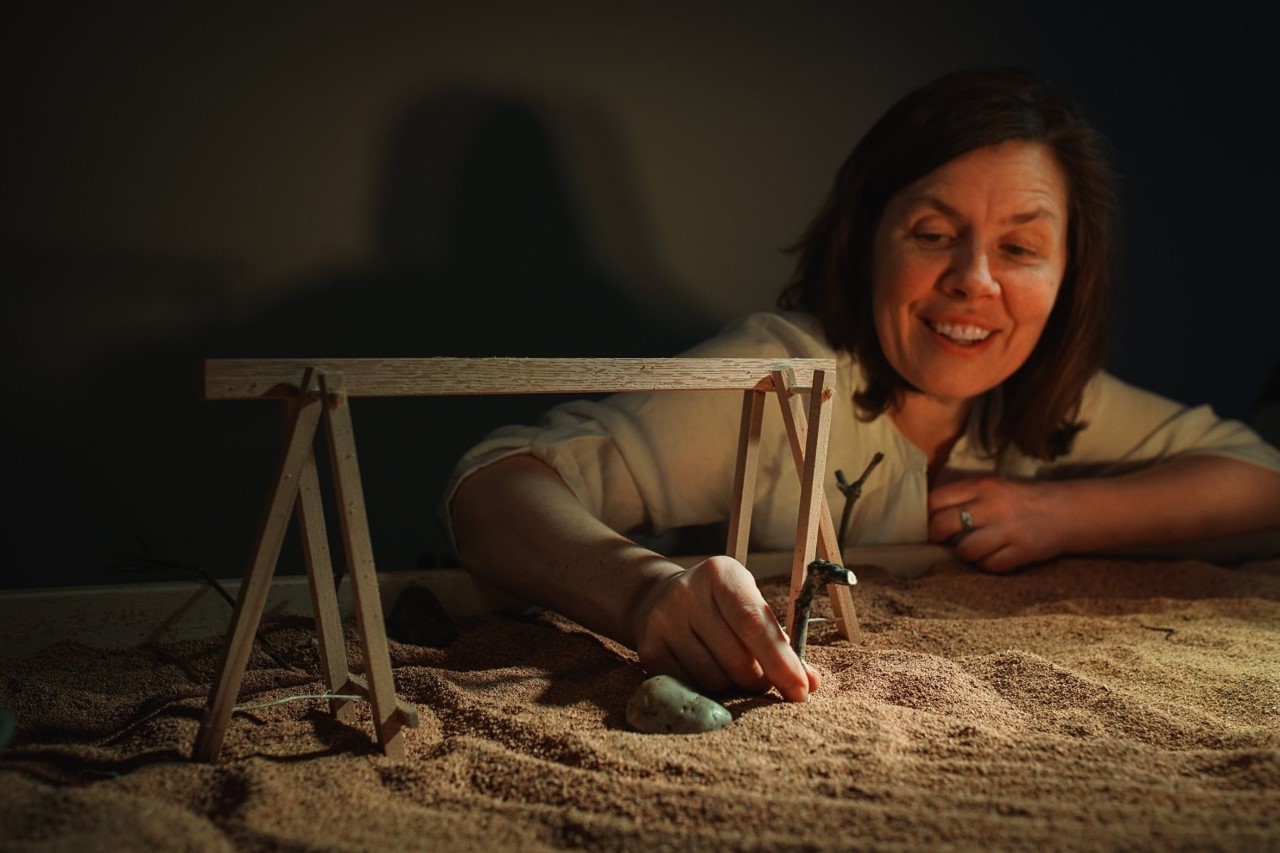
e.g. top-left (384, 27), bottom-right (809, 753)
top-left (2, 557), bottom-right (1278, 851)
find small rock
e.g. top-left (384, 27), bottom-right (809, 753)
top-left (626, 675), bottom-right (732, 734)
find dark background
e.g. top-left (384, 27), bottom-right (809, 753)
top-left (3, 2), bottom-right (1276, 589)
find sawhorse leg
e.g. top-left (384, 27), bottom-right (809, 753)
top-left (318, 371), bottom-right (416, 755)
top-left (725, 388), bottom-right (765, 563)
top-left (296, 431), bottom-right (355, 724)
top-left (192, 369), bottom-right (416, 763)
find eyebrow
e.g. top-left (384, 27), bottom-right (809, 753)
top-left (906, 195), bottom-right (1061, 225)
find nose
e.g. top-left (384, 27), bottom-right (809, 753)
top-left (943, 238), bottom-right (999, 300)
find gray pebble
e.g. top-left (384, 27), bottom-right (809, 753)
top-left (626, 675), bottom-right (733, 734)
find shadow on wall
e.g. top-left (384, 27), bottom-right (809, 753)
top-left (7, 90), bottom-right (717, 589)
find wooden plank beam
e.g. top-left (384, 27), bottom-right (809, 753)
top-left (203, 357), bottom-right (836, 401)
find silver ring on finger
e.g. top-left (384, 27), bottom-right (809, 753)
top-left (959, 507), bottom-right (976, 531)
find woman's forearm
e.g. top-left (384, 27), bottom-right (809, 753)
top-left (449, 454), bottom-right (681, 648)
top-left (1053, 455), bottom-right (1280, 556)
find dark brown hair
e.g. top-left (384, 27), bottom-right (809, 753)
top-left (778, 67), bottom-right (1118, 460)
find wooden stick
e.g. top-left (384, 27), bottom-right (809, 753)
top-left (294, 442), bottom-right (354, 723)
top-left (785, 369), bottom-right (835, 639)
top-left (192, 370), bottom-right (322, 762)
top-left (319, 371), bottom-right (410, 758)
top-left (773, 370), bottom-right (843, 561)
top-left (204, 357), bottom-right (836, 400)
top-left (772, 371), bottom-right (860, 642)
top-left (725, 390), bottom-right (765, 563)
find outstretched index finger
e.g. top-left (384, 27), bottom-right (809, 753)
top-left (710, 568), bottom-right (810, 702)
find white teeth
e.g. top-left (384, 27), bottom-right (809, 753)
top-left (929, 321), bottom-right (992, 343)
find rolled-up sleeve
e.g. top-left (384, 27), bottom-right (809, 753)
top-left (1061, 373), bottom-right (1280, 474)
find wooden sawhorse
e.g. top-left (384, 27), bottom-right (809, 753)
top-left (192, 357), bottom-right (855, 762)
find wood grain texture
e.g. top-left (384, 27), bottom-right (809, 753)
top-left (295, 442), bottom-right (355, 724)
top-left (319, 371), bottom-right (409, 759)
top-left (725, 389), bottom-right (765, 563)
top-left (772, 369), bottom-right (860, 642)
top-left (192, 371), bottom-right (324, 762)
top-left (785, 369), bottom-right (834, 637)
top-left (203, 357), bottom-right (837, 400)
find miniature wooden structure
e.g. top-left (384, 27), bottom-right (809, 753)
top-left (192, 356), bottom-right (855, 762)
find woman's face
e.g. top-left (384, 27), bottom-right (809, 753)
top-left (871, 141), bottom-right (1069, 408)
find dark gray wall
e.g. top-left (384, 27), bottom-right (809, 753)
top-left (4, 2), bottom-right (1276, 588)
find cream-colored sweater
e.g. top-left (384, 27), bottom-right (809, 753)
top-left (446, 312), bottom-right (1280, 560)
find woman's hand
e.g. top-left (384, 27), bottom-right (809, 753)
top-left (928, 458), bottom-right (1280, 570)
top-left (455, 455), bottom-right (822, 702)
top-left (628, 555), bottom-right (818, 702)
top-left (927, 476), bottom-right (1071, 573)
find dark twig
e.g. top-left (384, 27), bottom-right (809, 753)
top-left (835, 451), bottom-right (885, 553)
top-left (790, 559), bottom-right (856, 661)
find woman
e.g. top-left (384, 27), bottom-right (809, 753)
top-left (447, 68), bottom-right (1280, 703)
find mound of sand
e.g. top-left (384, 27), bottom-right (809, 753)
top-left (3, 557), bottom-right (1278, 850)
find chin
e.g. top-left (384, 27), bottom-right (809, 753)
top-left (912, 384), bottom-right (994, 406)
top-left (900, 366), bottom-right (1005, 405)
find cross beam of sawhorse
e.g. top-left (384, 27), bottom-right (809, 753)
top-left (193, 356), bottom-right (855, 762)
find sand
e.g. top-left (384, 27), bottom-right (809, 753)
top-left (2, 556), bottom-right (1278, 851)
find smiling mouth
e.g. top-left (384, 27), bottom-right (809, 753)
top-left (926, 320), bottom-right (994, 346)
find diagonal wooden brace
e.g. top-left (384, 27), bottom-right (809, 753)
top-left (725, 388), bottom-right (766, 563)
top-left (317, 370), bottom-right (412, 758)
top-left (294, 443), bottom-right (356, 724)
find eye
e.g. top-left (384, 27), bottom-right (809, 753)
top-left (912, 230), bottom-right (955, 248)
top-left (1001, 242), bottom-right (1035, 258)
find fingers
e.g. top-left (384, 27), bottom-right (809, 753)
top-left (690, 598), bottom-right (770, 692)
top-left (635, 556), bottom-right (811, 702)
top-left (804, 662), bottom-right (822, 693)
top-left (928, 477), bottom-right (1060, 573)
top-left (930, 497), bottom-right (1022, 571)
top-left (708, 569), bottom-right (809, 702)
top-left (644, 632), bottom-right (736, 694)
top-left (946, 524), bottom-right (1017, 572)
top-left (928, 503), bottom-right (973, 543)
top-left (972, 547), bottom-right (1021, 574)
top-left (927, 478), bottom-right (1015, 568)
top-left (926, 478), bottom-right (987, 542)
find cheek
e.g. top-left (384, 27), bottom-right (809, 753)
top-left (870, 252), bottom-right (915, 316)
top-left (1012, 279), bottom-right (1063, 341)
